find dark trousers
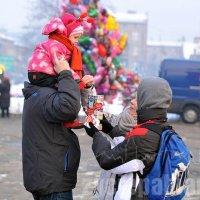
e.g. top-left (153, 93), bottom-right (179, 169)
top-left (32, 191), bottom-right (73, 200)
top-left (1, 108), bottom-right (9, 118)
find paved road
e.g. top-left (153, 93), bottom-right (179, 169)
top-left (0, 115), bottom-right (199, 200)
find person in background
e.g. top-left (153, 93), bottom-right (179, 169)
top-left (0, 76), bottom-right (11, 118)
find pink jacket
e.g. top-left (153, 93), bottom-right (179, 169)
top-left (27, 17), bottom-right (79, 80)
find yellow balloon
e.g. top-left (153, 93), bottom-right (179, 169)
top-left (0, 64), bottom-right (5, 74)
top-left (106, 15), bottom-right (119, 31)
top-left (119, 34), bottom-right (128, 49)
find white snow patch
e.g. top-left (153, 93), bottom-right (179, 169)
top-left (10, 84), bottom-right (24, 114)
top-left (0, 174), bottom-right (7, 180)
top-left (10, 97), bottom-right (24, 114)
top-left (183, 42), bottom-right (195, 59)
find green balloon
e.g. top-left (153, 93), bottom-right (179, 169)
top-left (88, 8), bottom-right (98, 18)
top-left (79, 36), bottom-right (91, 46)
top-left (83, 54), bottom-right (90, 63)
top-left (83, 54), bottom-right (96, 75)
top-left (88, 63), bottom-right (96, 75)
top-left (112, 57), bottom-right (121, 69)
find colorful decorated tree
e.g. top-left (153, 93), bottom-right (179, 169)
top-left (60, 0), bottom-right (140, 103)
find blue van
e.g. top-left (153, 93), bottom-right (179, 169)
top-left (159, 59), bottom-right (200, 123)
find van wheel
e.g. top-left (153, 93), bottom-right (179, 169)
top-left (182, 106), bottom-right (199, 124)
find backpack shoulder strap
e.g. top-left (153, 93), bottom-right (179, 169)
top-left (125, 121), bottom-right (173, 140)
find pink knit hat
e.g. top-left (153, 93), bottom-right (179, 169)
top-left (42, 13), bottom-right (93, 37)
top-left (61, 13), bottom-right (83, 37)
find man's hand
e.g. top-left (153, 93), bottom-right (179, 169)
top-left (53, 51), bottom-right (70, 74)
top-left (81, 75), bottom-right (94, 88)
top-left (100, 115), bottom-right (113, 134)
top-left (84, 122), bottom-right (99, 138)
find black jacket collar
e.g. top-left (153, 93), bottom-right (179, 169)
top-left (22, 82), bottom-right (40, 100)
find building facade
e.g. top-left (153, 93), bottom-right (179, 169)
top-left (115, 12), bottom-right (148, 74)
top-left (147, 41), bottom-right (184, 76)
top-left (0, 33), bottom-right (30, 82)
top-left (190, 37), bottom-right (200, 60)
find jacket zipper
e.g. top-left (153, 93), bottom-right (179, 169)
top-left (64, 152), bottom-right (69, 172)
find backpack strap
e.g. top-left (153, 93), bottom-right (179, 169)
top-left (125, 121), bottom-right (172, 139)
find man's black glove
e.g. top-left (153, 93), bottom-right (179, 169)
top-left (100, 115), bottom-right (113, 134)
top-left (84, 122), bottom-right (99, 138)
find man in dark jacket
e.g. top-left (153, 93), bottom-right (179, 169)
top-left (84, 77), bottom-right (173, 199)
top-left (22, 58), bottom-right (82, 200)
top-left (0, 77), bottom-right (11, 118)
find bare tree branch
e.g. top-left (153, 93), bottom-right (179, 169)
top-left (21, 0), bottom-right (60, 47)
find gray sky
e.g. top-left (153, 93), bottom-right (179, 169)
top-left (0, 0), bottom-right (28, 32)
top-left (0, 0), bottom-right (200, 42)
top-left (102, 0), bottom-right (200, 41)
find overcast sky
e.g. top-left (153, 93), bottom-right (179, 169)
top-left (0, 0), bottom-right (200, 42)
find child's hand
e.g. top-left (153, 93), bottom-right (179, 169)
top-left (53, 51), bottom-right (70, 74)
top-left (81, 75), bottom-right (94, 88)
top-left (130, 99), bottom-right (137, 116)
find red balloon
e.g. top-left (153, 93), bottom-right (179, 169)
top-left (98, 43), bottom-right (107, 57)
top-left (70, 0), bottom-right (79, 4)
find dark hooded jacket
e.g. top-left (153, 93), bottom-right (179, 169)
top-left (0, 78), bottom-right (10, 108)
top-left (22, 70), bottom-right (81, 195)
top-left (91, 77), bottom-right (173, 199)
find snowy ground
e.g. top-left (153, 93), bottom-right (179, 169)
top-left (0, 116), bottom-right (199, 199)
